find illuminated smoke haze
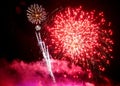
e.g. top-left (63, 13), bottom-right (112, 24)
top-left (0, 59), bottom-right (98, 86)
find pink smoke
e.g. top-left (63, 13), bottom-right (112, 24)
top-left (0, 58), bottom-right (113, 86)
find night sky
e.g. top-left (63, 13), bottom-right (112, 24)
top-left (1, 0), bottom-right (120, 84)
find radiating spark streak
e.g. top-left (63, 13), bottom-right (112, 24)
top-left (35, 26), bottom-right (56, 83)
top-left (27, 4), bottom-right (46, 24)
top-left (44, 6), bottom-right (114, 72)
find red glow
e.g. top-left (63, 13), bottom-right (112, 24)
top-left (44, 6), bottom-right (113, 71)
top-left (16, 6), bottom-right (21, 14)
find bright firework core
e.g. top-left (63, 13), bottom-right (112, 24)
top-left (27, 4), bottom-right (46, 24)
top-left (44, 6), bottom-right (113, 71)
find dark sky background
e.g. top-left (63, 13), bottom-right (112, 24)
top-left (1, 0), bottom-right (120, 84)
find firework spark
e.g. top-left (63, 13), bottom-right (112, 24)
top-left (27, 4), bottom-right (55, 82)
top-left (35, 25), bottom-right (56, 82)
top-left (27, 4), bottom-right (46, 24)
top-left (44, 6), bottom-right (114, 71)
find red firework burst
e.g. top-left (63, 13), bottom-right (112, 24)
top-left (44, 6), bottom-right (113, 71)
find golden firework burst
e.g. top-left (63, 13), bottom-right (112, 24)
top-left (27, 4), bottom-right (46, 24)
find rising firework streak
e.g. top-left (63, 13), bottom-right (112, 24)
top-left (27, 4), bottom-right (55, 83)
top-left (35, 25), bottom-right (56, 83)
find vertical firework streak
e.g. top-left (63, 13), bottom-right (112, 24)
top-left (44, 6), bottom-right (114, 72)
top-left (27, 4), bottom-right (55, 82)
top-left (35, 25), bottom-right (56, 83)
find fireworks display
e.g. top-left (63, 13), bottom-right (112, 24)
top-left (27, 4), bottom-right (46, 24)
top-left (44, 6), bottom-right (114, 72)
top-left (27, 4), bottom-right (55, 82)
top-left (1, 0), bottom-right (119, 85)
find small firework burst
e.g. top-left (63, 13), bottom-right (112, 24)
top-left (27, 4), bottom-right (46, 24)
top-left (44, 6), bottom-right (114, 72)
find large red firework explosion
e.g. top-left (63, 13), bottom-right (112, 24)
top-left (44, 6), bottom-right (113, 72)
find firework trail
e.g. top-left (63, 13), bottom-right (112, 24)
top-left (44, 6), bottom-right (114, 72)
top-left (35, 25), bottom-right (56, 82)
top-left (27, 4), bottom-right (55, 82)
